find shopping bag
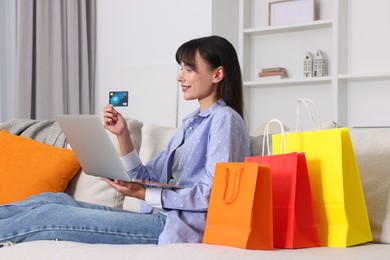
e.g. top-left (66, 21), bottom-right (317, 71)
top-left (245, 119), bottom-right (320, 249)
top-left (203, 162), bottom-right (273, 250)
top-left (273, 98), bottom-right (373, 247)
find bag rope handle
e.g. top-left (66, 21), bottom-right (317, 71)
top-left (262, 118), bottom-right (287, 155)
top-left (223, 168), bottom-right (244, 204)
top-left (296, 98), bottom-right (323, 132)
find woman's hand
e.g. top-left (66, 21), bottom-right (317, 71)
top-left (101, 178), bottom-right (146, 200)
top-left (103, 104), bottom-right (128, 136)
top-left (103, 104), bottom-right (134, 156)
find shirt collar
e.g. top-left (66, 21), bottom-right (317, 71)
top-left (182, 99), bottom-right (226, 124)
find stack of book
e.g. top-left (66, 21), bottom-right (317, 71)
top-left (258, 67), bottom-right (287, 79)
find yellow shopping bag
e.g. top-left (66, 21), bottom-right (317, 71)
top-left (273, 99), bottom-right (372, 247)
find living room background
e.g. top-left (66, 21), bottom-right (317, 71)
top-left (1, 0), bottom-right (389, 134)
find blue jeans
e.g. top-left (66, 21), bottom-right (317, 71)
top-left (0, 192), bottom-right (166, 244)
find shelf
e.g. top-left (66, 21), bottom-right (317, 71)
top-left (244, 76), bottom-right (332, 87)
top-left (239, 0), bottom-right (390, 132)
top-left (338, 72), bottom-right (390, 81)
top-left (243, 20), bottom-right (333, 36)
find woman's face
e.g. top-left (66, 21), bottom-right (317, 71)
top-left (177, 51), bottom-right (222, 111)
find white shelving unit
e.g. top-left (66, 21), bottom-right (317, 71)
top-left (338, 72), bottom-right (390, 81)
top-left (243, 19), bottom-right (332, 36)
top-left (238, 0), bottom-right (390, 134)
top-left (244, 76), bottom-right (332, 88)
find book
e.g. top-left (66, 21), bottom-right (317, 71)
top-left (260, 67), bottom-right (286, 73)
top-left (258, 75), bottom-right (286, 80)
top-left (258, 71), bottom-right (287, 77)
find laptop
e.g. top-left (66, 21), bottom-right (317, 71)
top-left (56, 115), bottom-right (182, 189)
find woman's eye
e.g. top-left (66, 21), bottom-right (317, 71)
top-left (180, 63), bottom-right (194, 72)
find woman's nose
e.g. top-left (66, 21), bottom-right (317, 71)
top-left (177, 72), bottom-right (184, 82)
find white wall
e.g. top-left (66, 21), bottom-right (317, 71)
top-left (96, 0), bottom-right (212, 126)
top-left (347, 0), bottom-right (390, 127)
top-left (96, 0), bottom-right (239, 127)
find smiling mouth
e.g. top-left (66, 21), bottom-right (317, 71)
top-left (181, 85), bottom-right (190, 91)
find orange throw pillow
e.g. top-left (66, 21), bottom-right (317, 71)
top-left (0, 129), bottom-right (81, 204)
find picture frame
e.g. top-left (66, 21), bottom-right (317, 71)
top-left (269, 0), bottom-right (317, 26)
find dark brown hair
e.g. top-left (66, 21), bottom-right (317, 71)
top-left (175, 35), bottom-right (244, 118)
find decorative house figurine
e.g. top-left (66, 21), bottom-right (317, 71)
top-left (313, 49), bottom-right (326, 77)
top-left (303, 52), bottom-right (313, 78)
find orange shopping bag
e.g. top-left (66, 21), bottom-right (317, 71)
top-left (246, 119), bottom-right (320, 249)
top-left (203, 162), bottom-right (273, 249)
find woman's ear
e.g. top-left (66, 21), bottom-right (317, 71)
top-left (213, 66), bottom-right (224, 83)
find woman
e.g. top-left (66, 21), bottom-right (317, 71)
top-left (0, 35), bottom-right (250, 245)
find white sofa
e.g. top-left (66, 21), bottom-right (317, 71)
top-left (1, 117), bottom-right (390, 260)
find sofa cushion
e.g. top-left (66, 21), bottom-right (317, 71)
top-left (0, 129), bottom-right (80, 204)
top-left (1, 239), bottom-right (390, 260)
top-left (250, 135), bottom-right (266, 156)
top-left (66, 117), bottom-right (143, 208)
top-left (138, 123), bottom-right (176, 164)
top-left (351, 129), bottom-right (390, 244)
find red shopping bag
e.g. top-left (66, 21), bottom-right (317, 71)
top-left (203, 162), bottom-right (273, 250)
top-left (246, 119), bottom-right (320, 249)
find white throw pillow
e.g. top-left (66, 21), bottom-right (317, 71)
top-left (138, 123), bottom-right (176, 164)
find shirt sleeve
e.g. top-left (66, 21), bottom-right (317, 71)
top-left (121, 150), bottom-right (142, 171)
top-left (145, 187), bottom-right (163, 209)
top-left (121, 146), bottom-right (170, 182)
